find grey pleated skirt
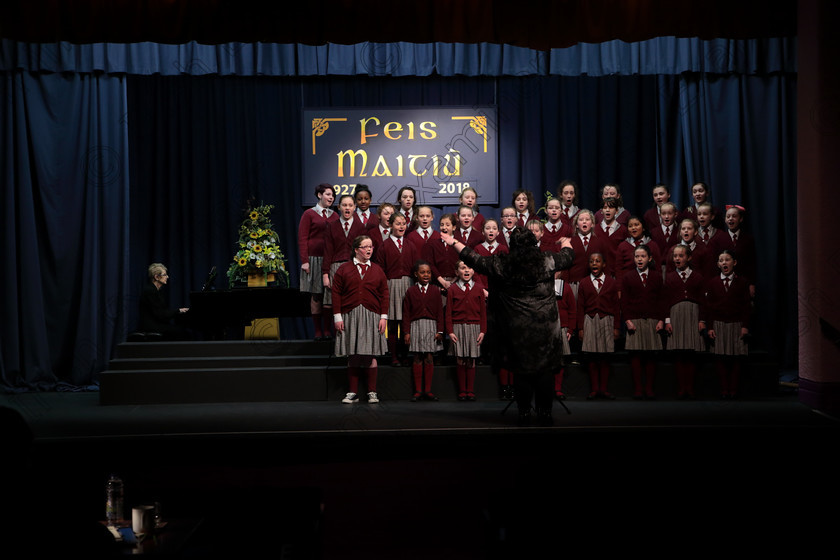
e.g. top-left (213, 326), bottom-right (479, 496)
top-left (448, 323), bottom-right (482, 358)
top-left (408, 318), bottom-right (443, 353)
top-left (322, 260), bottom-right (346, 307)
top-left (668, 301), bottom-right (705, 352)
top-left (559, 326), bottom-right (571, 355)
top-left (335, 305), bottom-right (388, 357)
top-left (581, 314), bottom-right (615, 353)
top-left (624, 317), bottom-right (661, 351)
top-left (299, 256), bottom-right (324, 294)
top-left (711, 321), bottom-right (748, 356)
top-left (387, 276), bottom-right (413, 320)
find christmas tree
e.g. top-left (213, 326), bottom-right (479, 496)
top-left (226, 202), bottom-right (290, 288)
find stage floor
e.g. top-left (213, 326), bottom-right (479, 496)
top-left (4, 389), bottom-right (837, 443)
top-left (3, 390), bottom-right (839, 559)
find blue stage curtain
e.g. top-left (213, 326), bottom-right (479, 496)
top-left (0, 71), bottom-right (130, 391)
top-left (0, 37), bottom-right (796, 77)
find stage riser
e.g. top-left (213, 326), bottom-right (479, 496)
top-left (99, 362), bottom-right (779, 405)
top-left (108, 355), bottom-right (333, 370)
top-left (114, 340), bottom-right (333, 359)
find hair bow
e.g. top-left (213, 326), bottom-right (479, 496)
top-left (725, 204), bottom-right (745, 212)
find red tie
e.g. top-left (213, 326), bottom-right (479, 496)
top-left (551, 224), bottom-right (557, 233)
top-left (564, 208), bottom-right (569, 217)
top-left (464, 282), bottom-right (471, 294)
top-left (665, 227), bottom-right (671, 239)
top-left (635, 239), bottom-right (642, 246)
top-left (583, 235), bottom-right (589, 249)
top-left (462, 230), bottom-right (469, 242)
top-left (362, 212), bottom-right (368, 225)
top-left (489, 244), bottom-right (495, 254)
top-left (519, 213), bottom-right (526, 225)
top-left (723, 277), bottom-right (730, 291)
top-left (404, 211), bottom-right (410, 222)
top-left (423, 230), bottom-right (429, 240)
top-left (702, 228), bottom-right (709, 242)
top-left (344, 221), bottom-right (349, 233)
top-left (383, 228), bottom-right (389, 238)
top-left (681, 271), bottom-right (687, 282)
top-left (421, 285), bottom-right (426, 294)
top-left (359, 263), bottom-right (369, 277)
top-left (595, 277), bottom-right (602, 291)
top-left (641, 273), bottom-right (647, 285)
top-left (397, 239), bottom-right (402, 251)
top-left (732, 233), bottom-right (738, 245)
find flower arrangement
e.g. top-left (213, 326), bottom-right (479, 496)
top-left (226, 203), bottom-right (290, 288)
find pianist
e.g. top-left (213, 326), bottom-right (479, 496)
top-left (138, 263), bottom-right (191, 340)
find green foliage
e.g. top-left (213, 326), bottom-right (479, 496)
top-left (225, 203), bottom-right (290, 288)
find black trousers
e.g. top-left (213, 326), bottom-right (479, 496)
top-left (514, 372), bottom-right (554, 412)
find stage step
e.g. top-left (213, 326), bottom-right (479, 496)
top-left (114, 339), bottom-right (333, 359)
top-left (99, 340), bottom-right (782, 405)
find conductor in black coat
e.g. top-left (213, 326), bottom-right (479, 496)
top-left (441, 227), bottom-right (574, 425)
top-left (138, 262), bottom-right (190, 340)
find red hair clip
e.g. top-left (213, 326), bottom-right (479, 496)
top-left (726, 204), bottom-right (745, 211)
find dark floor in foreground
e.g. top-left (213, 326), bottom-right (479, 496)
top-left (2, 389), bottom-right (838, 558)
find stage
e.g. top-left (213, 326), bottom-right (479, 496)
top-left (3, 356), bottom-right (838, 559)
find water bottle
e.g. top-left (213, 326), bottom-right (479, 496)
top-left (105, 474), bottom-right (124, 526)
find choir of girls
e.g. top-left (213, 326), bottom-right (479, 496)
top-left (298, 180), bottom-right (754, 402)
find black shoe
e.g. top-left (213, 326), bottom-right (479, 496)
top-left (536, 409), bottom-right (554, 427)
top-left (517, 410), bottom-right (532, 427)
top-left (424, 393), bottom-right (439, 401)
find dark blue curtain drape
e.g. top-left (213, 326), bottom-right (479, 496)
top-left (0, 71), bottom-right (129, 391)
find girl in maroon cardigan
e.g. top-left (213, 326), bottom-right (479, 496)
top-left (332, 235), bottom-right (389, 404)
top-left (423, 213), bottom-right (458, 294)
top-left (619, 244), bottom-right (665, 399)
top-left (704, 249), bottom-right (751, 399)
top-left (354, 184), bottom-right (378, 230)
top-left (541, 197), bottom-right (574, 252)
top-left (663, 244), bottom-right (707, 399)
top-left (446, 260), bottom-right (487, 401)
top-left (374, 212), bottom-right (418, 366)
top-left (297, 183), bottom-right (338, 340)
top-left (577, 252), bottom-right (621, 399)
top-left (405, 205), bottom-right (438, 255)
top-left (597, 197), bottom-right (629, 269)
top-left (396, 186), bottom-right (418, 233)
top-left (322, 195), bottom-right (367, 335)
top-left (402, 260), bottom-right (444, 401)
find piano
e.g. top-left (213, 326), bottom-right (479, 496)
top-left (185, 287), bottom-right (310, 339)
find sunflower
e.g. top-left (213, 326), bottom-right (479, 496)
top-left (237, 257), bottom-right (248, 266)
top-left (249, 211), bottom-right (259, 220)
top-left (253, 244), bottom-right (263, 253)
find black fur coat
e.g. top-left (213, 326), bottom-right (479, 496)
top-left (460, 243), bottom-right (574, 376)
